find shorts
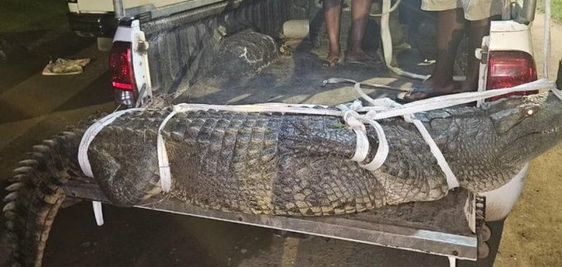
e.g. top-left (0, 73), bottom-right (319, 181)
top-left (421, 0), bottom-right (502, 21)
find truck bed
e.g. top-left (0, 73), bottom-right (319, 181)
top-left (175, 40), bottom-right (428, 106)
top-left (67, 2), bottom-right (480, 260)
top-left (64, 39), bottom-right (479, 261)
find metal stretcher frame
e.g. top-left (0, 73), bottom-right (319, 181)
top-left (62, 178), bottom-right (480, 261)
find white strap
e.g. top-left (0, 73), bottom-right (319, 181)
top-left (338, 104), bottom-right (390, 170)
top-left (379, 0), bottom-right (430, 80)
top-left (92, 201), bottom-right (104, 226)
top-left (358, 118), bottom-right (389, 171)
top-left (351, 79), bottom-right (460, 188)
top-left (77, 108), bottom-right (143, 226)
top-left (365, 79), bottom-right (558, 121)
top-left (448, 256), bottom-right (457, 267)
top-left (156, 109), bottom-right (179, 192)
top-left (78, 108), bottom-right (144, 177)
top-left (405, 115), bottom-right (460, 189)
top-left (172, 102), bottom-right (341, 116)
top-left (342, 110), bottom-right (370, 162)
top-left (79, 78), bottom-right (560, 202)
top-left (330, 79), bottom-right (460, 187)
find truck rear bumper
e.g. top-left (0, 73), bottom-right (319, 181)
top-left (63, 178), bottom-right (480, 261)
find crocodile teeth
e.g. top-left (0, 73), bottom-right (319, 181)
top-left (3, 192), bottom-right (17, 202)
top-left (6, 182), bottom-right (23, 191)
top-left (3, 202), bottom-right (16, 212)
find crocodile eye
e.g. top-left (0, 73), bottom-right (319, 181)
top-left (521, 106), bottom-right (540, 118)
top-left (491, 105), bottom-right (538, 134)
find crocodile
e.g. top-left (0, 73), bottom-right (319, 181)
top-left (3, 92), bottom-right (562, 266)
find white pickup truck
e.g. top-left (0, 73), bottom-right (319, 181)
top-left (65, 0), bottom-right (546, 265)
top-left (67, 0), bottom-right (190, 49)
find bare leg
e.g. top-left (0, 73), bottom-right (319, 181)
top-left (324, 0), bottom-right (342, 66)
top-left (462, 18), bottom-right (490, 91)
top-left (429, 8), bottom-right (465, 92)
top-left (347, 0), bottom-right (374, 60)
top-left (400, 8), bottom-right (465, 102)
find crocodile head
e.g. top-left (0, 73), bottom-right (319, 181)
top-left (489, 93), bottom-right (562, 165)
top-left (425, 91), bottom-right (562, 192)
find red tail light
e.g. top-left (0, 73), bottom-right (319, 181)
top-left (486, 51), bottom-right (537, 101)
top-left (109, 41), bottom-right (137, 91)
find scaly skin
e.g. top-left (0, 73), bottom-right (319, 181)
top-left (4, 93), bottom-right (562, 266)
top-left (86, 93), bottom-right (562, 215)
top-left (3, 131), bottom-right (82, 267)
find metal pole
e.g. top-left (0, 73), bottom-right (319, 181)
top-left (556, 59), bottom-right (562, 90)
top-left (516, 0), bottom-right (537, 24)
top-left (113, 0), bottom-right (125, 19)
top-left (544, 0), bottom-right (552, 78)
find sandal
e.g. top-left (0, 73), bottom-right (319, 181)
top-left (323, 54), bottom-right (342, 68)
top-left (396, 87), bottom-right (461, 103)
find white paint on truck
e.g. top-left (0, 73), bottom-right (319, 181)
top-left (489, 20), bottom-right (534, 54)
top-left (68, 0), bottom-right (190, 14)
top-left (113, 20), bottom-right (153, 100)
top-left (480, 164), bottom-right (529, 221)
top-left (480, 20), bottom-right (535, 220)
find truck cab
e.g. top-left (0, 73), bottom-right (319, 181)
top-left (67, 0), bottom-right (191, 50)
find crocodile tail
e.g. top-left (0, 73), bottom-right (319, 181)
top-left (3, 130), bottom-right (81, 267)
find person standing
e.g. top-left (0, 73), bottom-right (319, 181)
top-left (400, 0), bottom-right (502, 101)
top-left (323, 0), bottom-right (376, 67)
